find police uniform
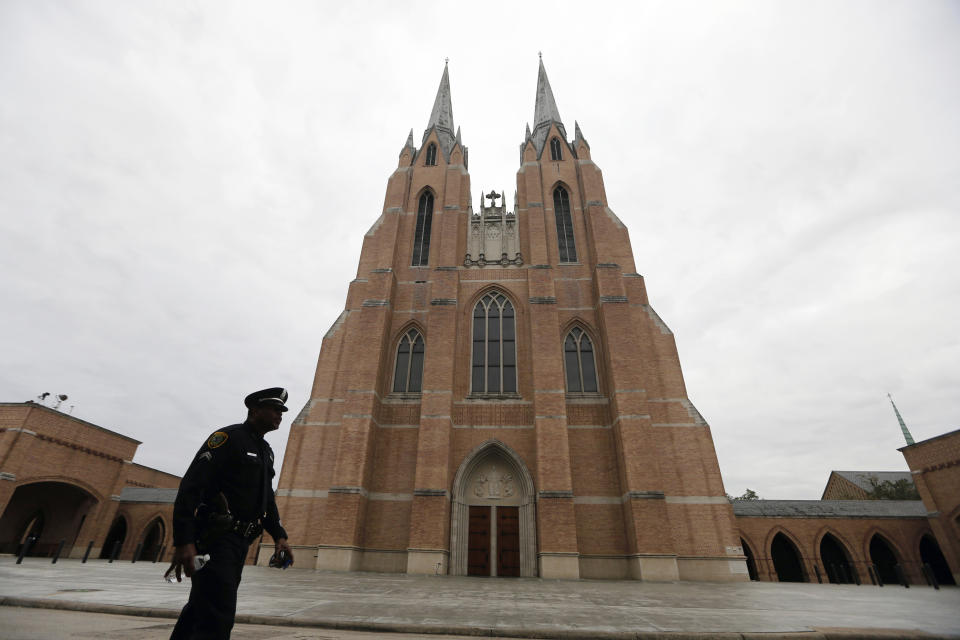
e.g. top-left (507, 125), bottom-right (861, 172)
top-left (170, 388), bottom-right (290, 640)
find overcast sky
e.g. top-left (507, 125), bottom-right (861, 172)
top-left (1, 1), bottom-right (957, 499)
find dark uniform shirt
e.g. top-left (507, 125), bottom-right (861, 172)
top-left (173, 422), bottom-right (287, 546)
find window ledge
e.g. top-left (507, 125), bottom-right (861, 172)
top-left (565, 394), bottom-right (607, 404)
top-left (464, 393), bottom-right (523, 402)
top-left (383, 393), bottom-right (423, 404)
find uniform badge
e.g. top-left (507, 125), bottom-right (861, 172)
top-left (198, 451), bottom-right (213, 462)
top-left (207, 431), bottom-right (229, 449)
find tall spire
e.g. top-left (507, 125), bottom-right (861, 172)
top-left (425, 60), bottom-right (456, 157)
top-left (888, 393), bottom-right (915, 446)
top-left (530, 56), bottom-right (566, 154)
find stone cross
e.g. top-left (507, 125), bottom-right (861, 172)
top-left (485, 190), bottom-right (501, 207)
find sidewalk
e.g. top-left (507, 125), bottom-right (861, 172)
top-left (1, 557), bottom-right (958, 639)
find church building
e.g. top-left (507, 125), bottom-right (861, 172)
top-left (274, 60), bottom-right (748, 581)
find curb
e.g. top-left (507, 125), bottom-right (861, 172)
top-left (1, 596), bottom-right (955, 640)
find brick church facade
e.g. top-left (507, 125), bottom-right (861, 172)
top-left (2, 61), bottom-right (957, 587)
top-left (273, 61), bottom-right (747, 581)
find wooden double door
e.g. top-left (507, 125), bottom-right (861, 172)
top-left (467, 505), bottom-right (520, 577)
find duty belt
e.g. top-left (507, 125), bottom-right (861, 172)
top-left (231, 519), bottom-right (263, 539)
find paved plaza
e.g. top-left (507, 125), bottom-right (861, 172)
top-left (0, 557), bottom-right (958, 639)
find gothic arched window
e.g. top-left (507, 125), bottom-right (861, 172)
top-left (553, 186), bottom-right (577, 263)
top-left (550, 137), bottom-right (563, 161)
top-left (471, 292), bottom-right (517, 394)
top-left (412, 191), bottom-right (433, 266)
top-left (564, 327), bottom-right (598, 393)
top-left (393, 329), bottom-right (424, 393)
top-left (425, 143), bottom-right (438, 166)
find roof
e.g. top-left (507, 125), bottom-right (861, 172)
top-left (118, 487), bottom-right (178, 503)
top-left (832, 470), bottom-right (914, 493)
top-left (1, 402), bottom-right (141, 445)
top-left (732, 499), bottom-right (927, 519)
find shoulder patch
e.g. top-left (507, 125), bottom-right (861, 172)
top-left (207, 431), bottom-right (229, 449)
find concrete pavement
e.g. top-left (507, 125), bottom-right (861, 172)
top-left (1, 557), bottom-right (958, 638)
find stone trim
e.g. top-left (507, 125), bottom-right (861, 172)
top-left (539, 490), bottom-right (574, 499)
top-left (0, 427), bottom-right (37, 436)
top-left (529, 296), bottom-right (557, 304)
top-left (587, 200), bottom-right (604, 206)
top-left (361, 299), bottom-right (390, 307)
top-left (599, 295), bottom-right (628, 303)
top-left (0, 472), bottom-right (15, 481)
top-left (430, 298), bottom-right (457, 305)
top-left (597, 263), bottom-right (619, 268)
top-left (329, 486), bottom-right (367, 496)
top-left (435, 266), bottom-right (458, 271)
top-left (528, 202), bottom-right (543, 207)
top-left (530, 264), bottom-right (551, 269)
top-left (664, 496), bottom-right (730, 504)
top-left (453, 424), bottom-right (533, 430)
top-left (275, 489), bottom-right (328, 498)
top-left (413, 488), bottom-right (448, 497)
top-left (369, 492), bottom-right (413, 501)
top-left (640, 304), bottom-right (673, 334)
top-left (627, 491), bottom-right (666, 500)
top-left (371, 268), bottom-right (393, 273)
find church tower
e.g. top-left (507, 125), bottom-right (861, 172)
top-left (275, 61), bottom-right (748, 581)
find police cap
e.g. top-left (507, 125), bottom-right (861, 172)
top-left (244, 387), bottom-right (289, 412)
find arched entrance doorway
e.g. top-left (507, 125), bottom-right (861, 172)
top-left (450, 441), bottom-right (536, 577)
top-left (0, 482), bottom-right (97, 557)
top-left (771, 532), bottom-right (806, 582)
top-left (919, 534), bottom-right (956, 586)
top-left (139, 518), bottom-right (165, 561)
top-left (99, 516), bottom-right (127, 559)
top-left (869, 534), bottom-right (901, 585)
top-left (820, 533), bottom-right (855, 584)
top-left (740, 538), bottom-right (758, 581)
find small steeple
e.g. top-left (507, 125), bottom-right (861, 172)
top-left (424, 61), bottom-right (457, 158)
top-left (574, 120), bottom-right (589, 149)
top-left (888, 393), bottom-right (916, 446)
top-left (530, 56), bottom-right (567, 155)
top-left (404, 128), bottom-right (414, 149)
top-left (525, 123), bottom-right (531, 140)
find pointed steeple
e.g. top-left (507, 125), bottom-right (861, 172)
top-left (574, 120), bottom-right (589, 149)
top-left (424, 61), bottom-right (457, 158)
top-left (530, 56), bottom-right (566, 154)
top-left (888, 393), bottom-right (916, 446)
top-left (405, 128), bottom-right (414, 148)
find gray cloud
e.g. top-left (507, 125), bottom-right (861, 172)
top-left (1, 1), bottom-right (957, 498)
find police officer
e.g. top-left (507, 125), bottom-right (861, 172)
top-left (166, 387), bottom-right (294, 639)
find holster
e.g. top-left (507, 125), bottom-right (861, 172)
top-left (195, 494), bottom-right (235, 553)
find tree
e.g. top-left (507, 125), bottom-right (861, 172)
top-left (726, 488), bottom-right (761, 501)
top-left (865, 477), bottom-right (920, 500)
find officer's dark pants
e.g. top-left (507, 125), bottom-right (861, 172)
top-left (170, 533), bottom-right (250, 640)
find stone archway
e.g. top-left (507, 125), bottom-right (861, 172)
top-left (770, 532), bottom-right (806, 582)
top-left (450, 440), bottom-right (536, 577)
top-left (820, 533), bottom-right (855, 584)
top-left (0, 481), bottom-right (97, 557)
top-left (139, 517), bottom-right (165, 562)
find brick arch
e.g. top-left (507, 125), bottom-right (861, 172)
top-left (814, 526), bottom-right (858, 562)
top-left (11, 476), bottom-right (105, 505)
top-left (413, 184), bottom-right (438, 204)
top-left (766, 528), bottom-right (808, 582)
top-left (738, 533), bottom-right (762, 581)
top-left (862, 527), bottom-right (906, 564)
top-left (763, 525), bottom-right (807, 559)
top-left (133, 510), bottom-right (169, 544)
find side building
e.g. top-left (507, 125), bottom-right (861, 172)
top-left (0, 402), bottom-right (179, 562)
